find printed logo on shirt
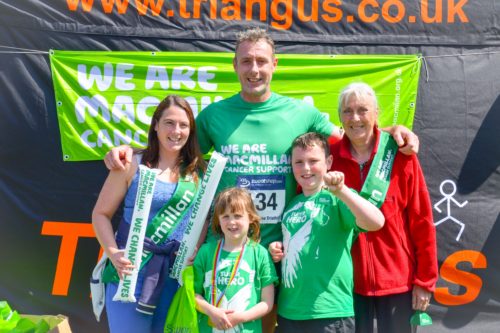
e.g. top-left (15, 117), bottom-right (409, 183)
top-left (282, 201), bottom-right (322, 288)
top-left (237, 175), bottom-right (286, 224)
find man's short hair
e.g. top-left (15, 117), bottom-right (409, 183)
top-left (235, 27), bottom-right (275, 56)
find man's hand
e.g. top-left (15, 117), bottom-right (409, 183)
top-left (268, 242), bottom-right (284, 263)
top-left (104, 145), bottom-right (133, 170)
top-left (412, 285), bottom-right (432, 311)
top-left (384, 125), bottom-right (419, 155)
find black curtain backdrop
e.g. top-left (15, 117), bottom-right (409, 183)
top-left (1, 1), bottom-right (499, 332)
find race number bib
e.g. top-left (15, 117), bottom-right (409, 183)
top-left (237, 175), bottom-right (285, 224)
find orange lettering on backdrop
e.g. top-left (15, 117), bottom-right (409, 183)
top-left (192, 0), bottom-right (204, 18)
top-left (270, 0), bottom-right (293, 30)
top-left (447, 0), bottom-right (469, 23)
top-left (135, 0), bottom-right (163, 16)
top-left (101, 0), bottom-right (130, 14)
top-left (179, 0), bottom-right (191, 18)
top-left (322, 0), bottom-right (342, 23)
top-left (221, 0), bottom-right (241, 20)
top-left (358, 0), bottom-right (379, 23)
top-left (421, 0), bottom-right (443, 23)
top-left (246, 0), bottom-right (266, 21)
top-left (297, 0), bottom-right (318, 22)
top-left (41, 221), bottom-right (96, 296)
top-left (381, 0), bottom-right (405, 23)
top-left (434, 250), bottom-right (487, 306)
top-left (66, 0), bottom-right (95, 12)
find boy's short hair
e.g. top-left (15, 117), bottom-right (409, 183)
top-left (212, 187), bottom-right (261, 241)
top-left (235, 27), bottom-right (275, 56)
top-left (291, 132), bottom-right (330, 158)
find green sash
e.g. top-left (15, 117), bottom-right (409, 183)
top-left (102, 173), bottom-right (198, 283)
top-left (359, 131), bottom-right (398, 208)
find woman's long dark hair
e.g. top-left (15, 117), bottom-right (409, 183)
top-left (140, 95), bottom-right (206, 182)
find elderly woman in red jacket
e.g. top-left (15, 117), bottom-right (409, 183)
top-left (330, 82), bottom-right (438, 333)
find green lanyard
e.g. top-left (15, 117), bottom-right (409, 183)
top-left (210, 239), bottom-right (247, 308)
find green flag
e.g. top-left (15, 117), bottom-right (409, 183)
top-left (50, 50), bottom-right (421, 161)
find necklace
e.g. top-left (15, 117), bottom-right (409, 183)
top-left (210, 239), bottom-right (247, 307)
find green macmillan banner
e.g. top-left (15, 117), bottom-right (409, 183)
top-left (50, 50), bottom-right (421, 161)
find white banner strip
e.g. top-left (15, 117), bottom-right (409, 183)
top-left (170, 151), bottom-right (228, 283)
top-left (113, 165), bottom-right (159, 302)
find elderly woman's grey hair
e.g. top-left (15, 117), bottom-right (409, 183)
top-left (338, 82), bottom-right (379, 117)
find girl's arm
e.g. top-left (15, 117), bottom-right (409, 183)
top-left (195, 294), bottom-right (234, 330)
top-left (92, 158), bottom-right (137, 279)
top-left (227, 284), bottom-right (274, 326)
top-left (324, 171), bottom-right (385, 231)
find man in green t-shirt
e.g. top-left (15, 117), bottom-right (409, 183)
top-left (269, 132), bottom-right (384, 332)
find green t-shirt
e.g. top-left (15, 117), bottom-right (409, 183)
top-left (278, 189), bottom-right (360, 320)
top-left (196, 93), bottom-right (335, 247)
top-left (193, 240), bottom-right (278, 333)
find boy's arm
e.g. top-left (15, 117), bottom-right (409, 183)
top-left (324, 171), bottom-right (385, 231)
top-left (227, 284), bottom-right (274, 326)
top-left (268, 242), bottom-right (284, 263)
top-left (195, 294), bottom-right (234, 330)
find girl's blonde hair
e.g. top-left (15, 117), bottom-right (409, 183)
top-left (212, 187), bottom-right (261, 241)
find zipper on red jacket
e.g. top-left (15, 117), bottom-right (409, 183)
top-left (360, 162), bottom-right (377, 295)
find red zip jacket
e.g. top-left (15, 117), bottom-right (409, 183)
top-left (330, 129), bottom-right (438, 296)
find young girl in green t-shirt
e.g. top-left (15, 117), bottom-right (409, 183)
top-left (194, 188), bottom-right (278, 333)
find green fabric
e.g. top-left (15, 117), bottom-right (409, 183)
top-left (410, 311), bottom-right (433, 326)
top-left (196, 93), bottom-right (334, 248)
top-left (49, 51), bottom-right (421, 161)
top-left (360, 131), bottom-right (398, 208)
top-left (103, 175), bottom-right (197, 284)
top-left (0, 301), bottom-right (20, 333)
top-left (193, 240), bottom-right (278, 333)
top-left (278, 189), bottom-right (360, 320)
top-left (7, 318), bottom-right (50, 333)
top-left (164, 266), bottom-right (199, 333)
top-left (0, 302), bottom-right (54, 333)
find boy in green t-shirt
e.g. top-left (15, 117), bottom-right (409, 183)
top-left (269, 132), bottom-right (384, 333)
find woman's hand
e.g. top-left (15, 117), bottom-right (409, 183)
top-left (108, 248), bottom-right (134, 280)
top-left (412, 285), bottom-right (432, 311)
